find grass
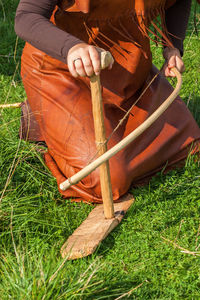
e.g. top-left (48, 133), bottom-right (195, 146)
top-left (0, 1), bottom-right (200, 299)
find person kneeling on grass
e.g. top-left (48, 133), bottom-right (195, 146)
top-left (15, 0), bottom-right (200, 203)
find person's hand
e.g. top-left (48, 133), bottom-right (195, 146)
top-left (67, 43), bottom-right (113, 77)
top-left (162, 47), bottom-right (185, 77)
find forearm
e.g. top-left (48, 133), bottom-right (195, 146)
top-left (15, 0), bottom-right (83, 63)
top-left (165, 0), bottom-right (192, 55)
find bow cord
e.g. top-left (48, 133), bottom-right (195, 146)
top-left (87, 70), bottom-right (161, 165)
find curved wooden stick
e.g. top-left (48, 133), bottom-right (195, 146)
top-left (60, 67), bottom-right (182, 191)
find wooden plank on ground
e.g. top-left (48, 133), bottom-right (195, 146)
top-left (61, 193), bottom-right (134, 260)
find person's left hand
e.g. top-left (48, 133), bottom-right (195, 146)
top-left (162, 47), bottom-right (185, 77)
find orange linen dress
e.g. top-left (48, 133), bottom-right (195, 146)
top-left (20, 0), bottom-right (200, 203)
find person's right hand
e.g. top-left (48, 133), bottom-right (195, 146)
top-left (67, 43), bottom-right (113, 77)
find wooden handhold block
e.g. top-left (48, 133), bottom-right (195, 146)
top-left (61, 193), bottom-right (134, 259)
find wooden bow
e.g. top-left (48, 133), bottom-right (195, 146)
top-left (60, 60), bottom-right (182, 192)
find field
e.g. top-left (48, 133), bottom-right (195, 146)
top-left (0, 1), bottom-right (200, 299)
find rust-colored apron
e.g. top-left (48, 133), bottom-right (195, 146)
top-left (20, 0), bottom-right (200, 203)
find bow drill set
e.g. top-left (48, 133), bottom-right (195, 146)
top-left (1, 51), bottom-right (182, 260)
top-left (59, 51), bottom-right (182, 259)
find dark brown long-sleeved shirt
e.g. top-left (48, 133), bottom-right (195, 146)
top-left (15, 0), bottom-right (192, 63)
